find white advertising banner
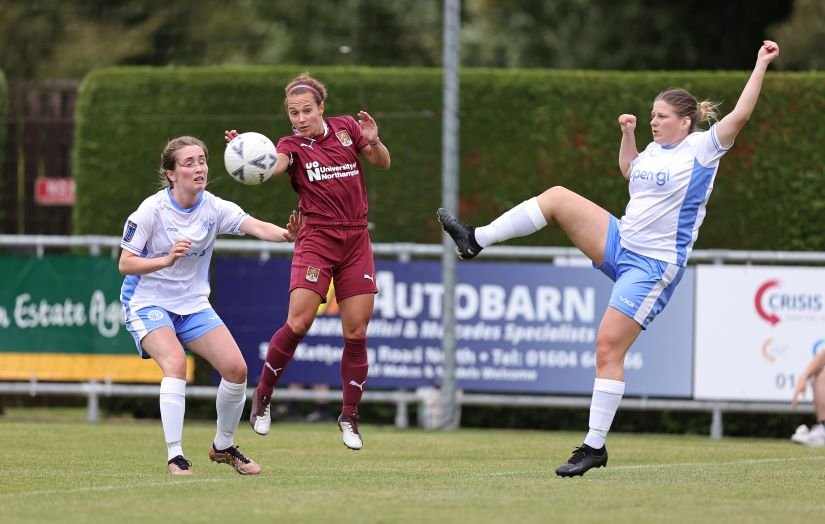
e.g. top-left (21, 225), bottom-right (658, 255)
top-left (694, 265), bottom-right (825, 401)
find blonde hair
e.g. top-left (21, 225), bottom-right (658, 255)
top-left (157, 136), bottom-right (208, 189)
top-left (283, 72), bottom-right (327, 109)
top-left (655, 88), bottom-right (720, 132)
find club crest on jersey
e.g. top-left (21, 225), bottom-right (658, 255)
top-left (305, 266), bottom-right (321, 283)
top-left (335, 129), bottom-right (353, 147)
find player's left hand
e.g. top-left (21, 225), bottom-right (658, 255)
top-left (358, 111), bottom-right (379, 144)
top-left (758, 40), bottom-right (780, 66)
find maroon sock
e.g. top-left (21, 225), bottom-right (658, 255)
top-left (257, 324), bottom-right (303, 395)
top-left (340, 338), bottom-right (368, 416)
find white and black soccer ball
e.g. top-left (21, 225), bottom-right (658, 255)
top-left (224, 132), bottom-right (277, 185)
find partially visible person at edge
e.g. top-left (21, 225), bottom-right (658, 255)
top-left (225, 72), bottom-right (391, 450)
top-left (119, 135), bottom-right (300, 475)
top-left (790, 348), bottom-right (825, 447)
top-left (437, 41), bottom-right (780, 476)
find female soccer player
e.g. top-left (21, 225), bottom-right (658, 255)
top-left (227, 72), bottom-right (391, 450)
top-left (438, 41), bottom-right (780, 476)
top-left (119, 136), bottom-right (299, 475)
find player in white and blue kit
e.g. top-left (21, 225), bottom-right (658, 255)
top-left (437, 41), bottom-right (780, 477)
top-left (119, 135), bottom-right (300, 475)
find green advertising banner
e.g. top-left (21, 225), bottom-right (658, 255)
top-left (0, 255), bottom-right (184, 382)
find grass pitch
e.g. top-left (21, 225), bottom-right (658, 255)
top-left (1, 409), bottom-right (823, 524)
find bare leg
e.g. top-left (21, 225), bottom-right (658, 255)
top-left (439, 186), bottom-right (610, 264)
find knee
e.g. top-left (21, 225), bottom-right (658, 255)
top-left (344, 325), bottom-right (368, 340)
top-left (158, 354), bottom-right (188, 379)
top-left (539, 185), bottom-right (568, 202)
top-left (594, 335), bottom-right (622, 370)
top-left (286, 318), bottom-right (313, 338)
top-left (221, 360), bottom-right (248, 384)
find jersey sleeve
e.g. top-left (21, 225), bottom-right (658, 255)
top-left (694, 124), bottom-right (732, 167)
top-left (213, 195), bottom-right (249, 236)
top-left (120, 199), bottom-right (154, 255)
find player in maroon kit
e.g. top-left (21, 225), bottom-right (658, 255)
top-left (225, 72), bottom-right (391, 450)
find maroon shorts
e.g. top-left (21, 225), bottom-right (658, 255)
top-left (290, 222), bottom-right (377, 303)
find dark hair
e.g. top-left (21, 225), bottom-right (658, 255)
top-left (283, 72), bottom-right (327, 110)
top-left (655, 88), bottom-right (720, 132)
top-left (158, 136), bottom-right (208, 189)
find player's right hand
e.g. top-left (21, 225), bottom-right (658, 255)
top-left (791, 378), bottom-right (806, 408)
top-left (618, 114), bottom-right (637, 133)
top-left (166, 238), bottom-right (192, 266)
top-left (224, 129), bottom-right (239, 143)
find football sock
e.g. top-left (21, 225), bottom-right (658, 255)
top-left (160, 376), bottom-right (186, 461)
top-left (214, 379), bottom-right (246, 450)
top-left (341, 338), bottom-right (368, 416)
top-left (583, 378), bottom-right (625, 449)
top-left (474, 197), bottom-right (547, 248)
top-left (258, 324), bottom-right (303, 395)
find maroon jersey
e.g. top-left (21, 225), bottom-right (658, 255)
top-left (277, 116), bottom-right (370, 222)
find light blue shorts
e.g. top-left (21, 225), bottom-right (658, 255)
top-left (124, 306), bottom-right (225, 358)
top-left (594, 216), bottom-right (685, 329)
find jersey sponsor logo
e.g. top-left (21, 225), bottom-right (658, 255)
top-left (123, 220), bottom-right (138, 242)
top-left (306, 266), bottom-right (320, 283)
top-left (630, 168), bottom-right (671, 186)
top-left (335, 129), bottom-right (353, 147)
top-left (305, 161), bottom-right (361, 183)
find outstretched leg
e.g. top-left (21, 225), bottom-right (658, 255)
top-left (438, 186), bottom-right (610, 263)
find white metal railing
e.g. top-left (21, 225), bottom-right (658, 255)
top-left (4, 233), bottom-right (825, 264)
top-left (0, 379), bottom-right (811, 438)
top-left (2, 234), bottom-right (822, 437)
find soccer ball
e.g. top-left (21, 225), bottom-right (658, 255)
top-left (224, 132), bottom-right (278, 185)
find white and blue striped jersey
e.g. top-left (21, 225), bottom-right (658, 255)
top-left (120, 189), bottom-right (248, 317)
top-left (619, 124), bottom-right (730, 266)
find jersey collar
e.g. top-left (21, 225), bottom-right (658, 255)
top-left (166, 188), bottom-right (204, 213)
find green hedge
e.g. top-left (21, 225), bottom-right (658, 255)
top-left (74, 67), bottom-right (825, 251)
top-left (0, 70), bottom-right (7, 231)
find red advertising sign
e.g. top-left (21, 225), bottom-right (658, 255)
top-left (35, 177), bottom-right (75, 206)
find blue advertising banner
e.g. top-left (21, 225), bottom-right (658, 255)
top-left (213, 257), bottom-right (694, 397)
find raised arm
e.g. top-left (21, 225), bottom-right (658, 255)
top-left (617, 114), bottom-right (639, 179)
top-left (357, 111), bottom-right (391, 170)
top-left (715, 40), bottom-right (780, 149)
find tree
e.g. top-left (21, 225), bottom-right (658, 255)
top-left (768, 0), bottom-right (825, 70)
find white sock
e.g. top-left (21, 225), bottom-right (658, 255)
top-left (474, 197), bottom-right (547, 248)
top-left (583, 378), bottom-right (625, 449)
top-left (160, 377), bottom-right (186, 460)
top-left (214, 379), bottom-right (247, 450)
